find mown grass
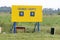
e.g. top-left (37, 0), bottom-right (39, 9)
top-left (0, 33), bottom-right (60, 40)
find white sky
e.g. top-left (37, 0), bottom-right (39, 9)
top-left (0, 0), bottom-right (60, 9)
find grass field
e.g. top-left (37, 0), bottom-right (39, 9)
top-left (0, 33), bottom-right (60, 40)
top-left (0, 13), bottom-right (60, 40)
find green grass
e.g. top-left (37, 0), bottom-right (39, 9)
top-left (41, 15), bottom-right (60, 26)
top-left (0, 33), bottom-right (60, 40)
top-left (0, 13), bottom-right (60, 40)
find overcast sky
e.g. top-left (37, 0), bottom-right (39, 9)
top-left (0, 0), bottom-right (60, 9)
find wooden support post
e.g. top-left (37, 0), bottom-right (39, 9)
top-left (37, 22), bottom-right (40, 32)
top-left (13, 22), bottom-right (16, 33)
top-left (34, 22), bottom-right (40, 32)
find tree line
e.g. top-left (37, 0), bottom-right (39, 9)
top-left (0, 6), bottom-right (60, 15)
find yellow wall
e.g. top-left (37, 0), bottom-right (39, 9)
top-left (11, 5), bottom-right (42, 22)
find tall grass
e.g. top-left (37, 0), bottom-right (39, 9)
top-left (0, 13), bottom-right (60, 34)
top-left (0, 13), bottom-right (60, 40)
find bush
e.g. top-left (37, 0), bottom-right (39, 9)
top-left (58, 12), bottom-right (60, 15)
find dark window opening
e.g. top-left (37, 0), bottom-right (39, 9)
top-left (19, 11), bottom-right (24, 16)
top-left (30, 12), bottom-right (35, 16)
